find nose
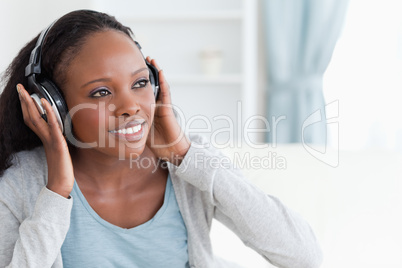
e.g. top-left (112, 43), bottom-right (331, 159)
top-left (113, 91), bottom-right (141, 117)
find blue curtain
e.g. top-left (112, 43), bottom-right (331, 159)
top-left (263, 0), bottom-right (349, 144)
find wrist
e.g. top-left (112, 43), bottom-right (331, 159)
top-left (46, 183), bottom-right (72, 199)
top-left (174, 138), bottom-right (191, 165)
top-left (166, 139), bottom-right (191, 166)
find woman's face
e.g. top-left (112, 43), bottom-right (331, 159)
top-left (62, 30), bottom-right (155, 159)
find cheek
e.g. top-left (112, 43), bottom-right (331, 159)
top-left (71, 107), bottom-right (106, 140)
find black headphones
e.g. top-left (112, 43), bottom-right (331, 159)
top-left (25, 21), bottom-right (160, 134)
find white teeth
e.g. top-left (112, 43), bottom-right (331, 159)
top-left (111, 124), bottom-right (142, 134)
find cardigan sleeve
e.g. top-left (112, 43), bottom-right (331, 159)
top-left (168, 134), bottom-right (323, 268)
top-left (0, 151), bottom-right (73, 268)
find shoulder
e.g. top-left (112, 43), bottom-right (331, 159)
top-left (12, 146), bottom-right (47, 175)
top-left (1, 146), bottom-right (47, 182)
top-left (187, 133), bottom-right (209, 146)
top-left (187, 133), bottom-right (221, 156)
top-left (0, 146), bottom-right (47, 208)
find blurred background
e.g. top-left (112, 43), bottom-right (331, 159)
top-left (1, 0), bottom-right (401, 267)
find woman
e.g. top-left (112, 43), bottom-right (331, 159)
top-left (0, 10), bottom-right (322, 268)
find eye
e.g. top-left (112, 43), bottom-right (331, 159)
top-left (132, 79), bottom-right (149, 89)
top-left (91, 88), bottom-right (111, 98)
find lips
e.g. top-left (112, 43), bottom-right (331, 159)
top-left (109, 120), bottom-right (145, 142)
top-left (109, 124), bottom-right (142, 134)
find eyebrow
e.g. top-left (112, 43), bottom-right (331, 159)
top-left (81, 67), bottom-right (149, 88)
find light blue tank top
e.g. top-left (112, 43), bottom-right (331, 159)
top-left (61, 174), bottom-right (189, 268)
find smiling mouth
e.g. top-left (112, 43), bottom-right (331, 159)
top-left (109, 124), bottom-right (142, 134)
top-left (108, 122), bottom-right (145, 142)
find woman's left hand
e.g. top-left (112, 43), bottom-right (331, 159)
top-left (145, 57), bottom-right (190, 166)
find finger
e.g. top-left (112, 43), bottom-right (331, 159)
top-left (150, 58), bottom-right (161, 71)
top-left (146, 56), bottom-right (156, 69)
top-left (146, 58), bottom-right (165, 86)
top-left (159, 70), bottom-right (169, 90)
top-left (17, 84), bottom-right (39, 125)
top-left (40, 98), bottom-right (63, 134)
top-left (144, 58), bottom-right (169, 101)
top-left (143, 58), bottom-right (173, 108)
top-left (157, 70), bottom-right (171, 104)
top-left (18, 84), bottom-right (49, 135)
top-left (17, 85), bottom-right (30, 123)
top-left (146, 56), bottom-right (162, 72)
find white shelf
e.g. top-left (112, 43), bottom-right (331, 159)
top-left (121, 11), bottom-right (243, 22)
top-left (167, 74), bottom-right (242, 85)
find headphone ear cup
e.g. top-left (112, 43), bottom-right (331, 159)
top-left (39, 78), bottom-right (68, 133)
top-left (146, 62), bottom-right (160, 100)
top-left (30, 93), bottom-right (48, 122)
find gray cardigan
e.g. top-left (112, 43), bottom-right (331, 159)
top-left (0, 134), bottom-right (322, 268)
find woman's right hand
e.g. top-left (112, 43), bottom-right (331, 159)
top-left (17, 84), bottom-right (74, 198)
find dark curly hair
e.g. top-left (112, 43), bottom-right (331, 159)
top-left (0, 10), bottom-right (134, 177)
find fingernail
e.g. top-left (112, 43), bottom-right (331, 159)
top-left (41, 99), bottom-right (47, 114)
top-left (16, 84), bottom-right (23, 100)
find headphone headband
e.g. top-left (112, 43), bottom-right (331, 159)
top-left (24, 19), bottom-right (67, 134)
top-left (25, 20), bottom-right (58, 77)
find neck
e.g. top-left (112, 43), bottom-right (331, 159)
top-left (70, 146), bottom-right (162, 192)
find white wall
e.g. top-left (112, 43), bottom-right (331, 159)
top-left (0, 0), bottom-right (93, 76)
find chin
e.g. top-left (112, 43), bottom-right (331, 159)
top-left (123, 145), bottom-right (147, 160)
